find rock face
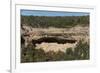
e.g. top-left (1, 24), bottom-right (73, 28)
top-left (21, 25), bottom-right (89, 52)
top-left (32, 36), bottom-right (77, 52)
top-left (35, 42), bottom-right (77, 52)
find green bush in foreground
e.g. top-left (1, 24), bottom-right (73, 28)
top-left (73, 40), bottom-right (89, 60)
top-left (21, 40), bottom-right (89, 63)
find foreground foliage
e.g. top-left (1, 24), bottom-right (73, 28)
top-left (21, 40), bottom-right (89, 63)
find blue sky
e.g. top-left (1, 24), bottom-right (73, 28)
top-left (21, 9), bottom-right (89, 16)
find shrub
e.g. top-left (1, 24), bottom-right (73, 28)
top-left (21, 40), bottom-right (89, 63)
top-left (74, 40), bottom-right (89, 60)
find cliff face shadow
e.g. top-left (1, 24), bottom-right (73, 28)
top-left (32, 36), bottom-right (77, 46)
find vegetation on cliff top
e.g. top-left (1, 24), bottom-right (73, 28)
top-left (21, 16), bottom-right (89, 28)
